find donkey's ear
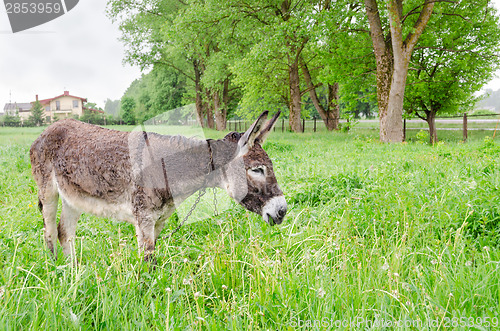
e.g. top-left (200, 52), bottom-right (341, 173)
top-left (255, 111), bottom-right (280, 145)
top-left (237, 111), bottom-right (269, 156)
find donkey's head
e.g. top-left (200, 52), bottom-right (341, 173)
top-left (222, 111), bottom-right (287, 225)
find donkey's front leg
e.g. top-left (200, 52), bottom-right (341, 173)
top-left (134, 215), bottom-right (157, 263)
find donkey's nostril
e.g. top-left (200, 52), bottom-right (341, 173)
top-left (277, 206), bottom-right (287, 218)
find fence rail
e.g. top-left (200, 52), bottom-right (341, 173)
top-left (227, 117), bottom-right (348, 133)
top-left (227, 113), bottom-right (500, 139)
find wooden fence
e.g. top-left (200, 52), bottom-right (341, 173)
top-left (227, 117), bottom-right (346, 133)
top-left (228, 113), bottom-right (500, 139)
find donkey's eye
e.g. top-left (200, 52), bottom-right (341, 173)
top-left (250, 167), bottom-right (265, 176)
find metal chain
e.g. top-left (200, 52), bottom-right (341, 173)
top-left (212, 187), bottom-right (218, 216)
top-left (162, 188), bottom-right (207, 240)
top-left (162, 138), bottom-right (220, 240)
top-left (207, 139), bottom-right (219, 217)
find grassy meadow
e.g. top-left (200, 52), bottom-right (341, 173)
top-left (0, 124), bottom-right (499, 329)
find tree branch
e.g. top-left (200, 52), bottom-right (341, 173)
top-left (153, 60), bottom-right (195, 83)
top-left (404, 0), bottom-right (435, 54)
top-left (364, 0), bottom-right (388, 63)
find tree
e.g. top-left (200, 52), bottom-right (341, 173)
top-left (107, 0), bottom-right (233, 130)
top-left (121, 97), bottom-right (136, 125)
top-left (303, 0), bottom-right (374, 131)
top-left (104, 99), bottom-right (121, 117)
top-left (121, 65), bottom-right (187, 123)
top-left (478, 89), bottom-right (500, 112)
top-left (2, 114), bottom-right (21, 127)
top-left (404, 0), bottom-right (500, 144)
top-left (364, 0), bottom-right (435, 142)
top-left (28, 100), bottom-right (45, 126)
top-left (227, 0), bottom-right (318, 132)
top-left (81, 102), bottom-right (106, 125)
top-left (162, 0), bottom-right (248, 130)
top-left (301, 60), bottom-right (340, 131)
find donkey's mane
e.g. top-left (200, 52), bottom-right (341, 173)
top-left (143, 132), bottom-right (208, 149)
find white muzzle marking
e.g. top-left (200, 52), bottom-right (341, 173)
top-left (262, 195), bottom-right (287, 225)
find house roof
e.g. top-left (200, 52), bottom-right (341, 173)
top-left (3, 102), bottom-right (33, 112)
top-left (37, 91), bottom-right (87, 105)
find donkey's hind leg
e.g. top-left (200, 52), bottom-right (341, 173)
top-left (39, 183), bottom-right (59, 256)
top-left (58, 200), bottom-right (82, 259)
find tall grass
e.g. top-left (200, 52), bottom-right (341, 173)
top-left (0, 126), bottom-right (499, 329)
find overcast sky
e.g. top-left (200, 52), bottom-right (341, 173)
top-left (1, 0), bottom-right (500, 111)
top-left (0, 0), bottom-right (142, 110)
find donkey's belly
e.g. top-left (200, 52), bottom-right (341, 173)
top-left (57, 184), bottom-right (134, 223)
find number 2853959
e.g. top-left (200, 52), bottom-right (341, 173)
top-left (5, 2), bottom-right (63, 14)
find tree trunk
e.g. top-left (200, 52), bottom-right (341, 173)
top-left (426, 110), bottom-right (437, 144)
top-left (327, 83), bottom-right (340, 130)
top-left (193, 61), bottom-right (205, 127)
top-left (288, 57), bottom-right (303, 132)
top-left (375, 51), bottom-right (394, 140)
top-left (213, 89), bottom-right (226, 131)
top-left (300, 60), bottom-right (337, 131)
top-left (364, 0), bottom-right (435, 143)
top-left (205, 90), bottom-right (215, 129)
top-left (222, 78), bottom-right (230, 119)
top-left (383, 56), bottom-right (409, 142)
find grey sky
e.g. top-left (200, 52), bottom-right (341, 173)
top-left (0, 0), bottom-right (142, 110)
top-left (1, 1), bottom-right (500, 112)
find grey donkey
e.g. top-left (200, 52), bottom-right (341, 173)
top-left (30, 111), bottom-right (287, 260)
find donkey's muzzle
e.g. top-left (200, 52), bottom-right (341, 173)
top-left (262, 196), bottom-right (287, 226)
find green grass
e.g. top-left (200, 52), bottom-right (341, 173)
top-left (0, 125), bottom-right (499, 329)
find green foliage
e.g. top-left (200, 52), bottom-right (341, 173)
top-left (145, 104), bottom-right (196, 125)
top-left (316, 0), bottom-right (376, 114)
top-left (122, 66), bottom-right (187, 123)
top-left (477, 89), bottom-right (500, 112)
top-left (107, 0), bottom-right (500, 134)
top-left (80, 103), bottom-right (107, 125)
top-left (479, 136), bottom-right (500, 155)
top-left (120, 97), bottom-right (136, 125)
top-left (26, 100), bottom-right (44, 127)
top-left (104, 98), bottom-right (120, 117)
top-left (1, 114), bottom-right (21, 127)
top-left (289, 173), bottom-right (363, 207)
top-left (228, 0), bottom-right (335, 119)
top-left (108, 0), bottom-right (241, 126)
top-left (470, 108), bottom-right (499, 116)
top-left (405, 0), bottom-right (500, 118)
top-left (415, 130), bottom-right (430, 144)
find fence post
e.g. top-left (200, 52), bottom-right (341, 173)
top-left (282, 119), bottom-right (284, 133)
top-left (302, 118), bottom-right (305, 133)
top-left (463, 112), bottom-right (468, 142)
top-left (403, 118), bottom-right (406, 142)
top-left (494, 118), bottom-right (499, 138)
top-left (314, 117), bottom-right (317, 132)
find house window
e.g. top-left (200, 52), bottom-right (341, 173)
top-left (56, 101), bottom-right (60, 110)
top-left (45, 106), bottom-right (50, 112)
top-left (73, 100), bottom-right (79, 108)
